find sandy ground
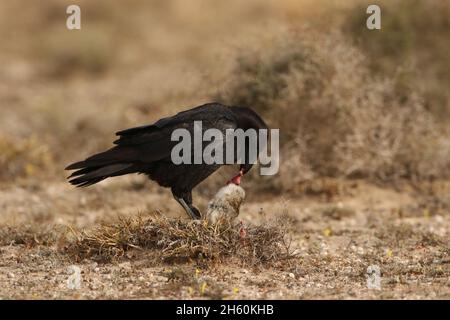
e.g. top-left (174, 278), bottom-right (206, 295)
top-left (0, 177), bottom-right (448, 299)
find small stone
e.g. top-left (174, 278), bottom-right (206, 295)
top-left (288, 273), bottom-right (295, 279)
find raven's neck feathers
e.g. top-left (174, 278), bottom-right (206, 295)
top-left (228, 106), bottom-right (268, 131)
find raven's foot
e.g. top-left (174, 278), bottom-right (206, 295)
top-left (174, 196), bottom-right (202, 220)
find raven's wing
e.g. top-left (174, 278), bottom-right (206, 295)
top-left (66, 104), bottom-right (237, 170)
top-left (65, 125), bottom-right (179, 170)
top-left (114, 102), bottom-right (232, 144)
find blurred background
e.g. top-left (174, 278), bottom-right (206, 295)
top-left (0, 0), bottom-right (449, 300)
top-left (0, 0), bottom-right (449, 193)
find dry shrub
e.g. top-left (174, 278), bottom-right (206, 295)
top-left (345, 0), bottom-right (450, 119)
top-left (0, 135), bottom-right (54, 180)
top-left (66, 214), bottom-right (294, 265)
top-left (217, 30), bottom-right (450, 186)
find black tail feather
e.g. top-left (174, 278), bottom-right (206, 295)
top-left (65, 147), bottom-right (139, 170)
top-left (71, 177), bottom-right (106, 188)
top-left (67, 163), bottom-right (135, 187)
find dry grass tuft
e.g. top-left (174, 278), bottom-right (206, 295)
top-left (66, 214), bottom-right (295, 265)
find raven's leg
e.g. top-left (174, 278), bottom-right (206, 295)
top-left (172, 190), bottom-right (201, 220)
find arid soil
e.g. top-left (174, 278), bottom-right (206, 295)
top-left (1, 177), bottom-right (448, 299)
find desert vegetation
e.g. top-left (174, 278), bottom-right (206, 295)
top-left (0, 0), bottom-right (448, 299)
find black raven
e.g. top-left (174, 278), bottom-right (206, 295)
top-left (65, 102), bottom-right (268, 219)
